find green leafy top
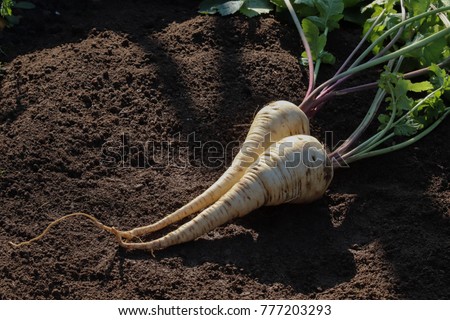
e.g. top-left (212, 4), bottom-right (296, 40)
top-left (363, 0), bottom-right (450, 64)
top-left (198, 1), bottom-right (450, 164)
top-left (377, 68), bottom-right (444, 137)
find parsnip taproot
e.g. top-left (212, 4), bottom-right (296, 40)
top-left (11, 102), bottom-right (323, 253)
top-left (118, 100), bottom-right (309, 240)
top-left (10, 133), bottom-right (332, 253)
top-left (112, 134), bottom-right (333, 252)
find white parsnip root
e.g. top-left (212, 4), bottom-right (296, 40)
top-left (10, 101), bottom-right (332, 253)
top-left (118, 100), bottom-right (310, 240)
top-left (113, 134), bottom-right (333, 252)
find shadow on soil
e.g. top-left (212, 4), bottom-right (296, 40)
top-left (0, 0), bottom-right (198, 62)
top-left (120, 200), bottom-right (357, 295)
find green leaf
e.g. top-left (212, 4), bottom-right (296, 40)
top-left (310, 0), bottom-right (345, 31)
top-left (393, 120), bottom-right (421, 136)
top-left (14, 2), bottom-right (36, 10)
top-left (270, 0), bottom-right (287, 8)
top-left (421, 37), bottom-right (447, 66)
top-left (407, 80), bottom-right (434, 93)
top-left (239, 6), bottom-right (259, 16)
top-left (363, 0), bottom-right (395, 13)
top-left (378, 113), bottom-right (390, 124)
top-left (0, 0), bottom-right (14, 17)
top-left (377, 113), bottom-right (390, 130)
top-left (242, 0), bottom-right (273, 15)
top-left (201, 0), bottom-right (273, 16)
top-left (306, 15), bottom-right (327, 30)
top-left (404, 0), bottom-right (430, 15)
top-left (301, 18), bottom-right (326, 60)
top-left (270, 0), bottom-right (317, 16)
top-left (199, 0), bottom-right (245, 15)
top-left (320, 51), bottom-right (336, 64)
top-left (217, 0), bottom-right (245, 15)
top-left (429, 63), bottom-right (449, 88)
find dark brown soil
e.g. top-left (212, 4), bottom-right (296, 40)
top-left (1, 0), bottom-right (449, 300)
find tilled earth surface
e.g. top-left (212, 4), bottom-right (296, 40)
top-left (0, 0), bottom-right (449, 299)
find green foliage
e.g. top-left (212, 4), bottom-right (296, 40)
top-left (293, 0), bottom-right (344, 66)
top-left (377, 65), bottom-right (450, 137)
top-left (362, 0), bottom-right (450, 63)
top-left (296, 0), bottom-right (344, 31)
top-left (0, 0), bottom-right (14, 17)
top-left (301, 18), bottom-right (336, 64)
top-left (365, 1), bottom-right (450, 140)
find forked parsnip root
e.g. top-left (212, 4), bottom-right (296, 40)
top-left (10, 103), bottom-right (332, 253)
top-left (113, 134), bottom-right (333, 252)
top-left (117, 100), bottom-right (309, 241)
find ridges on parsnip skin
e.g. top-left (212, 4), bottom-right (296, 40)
top-left (116, 100), bottom-right (310, 241)
top-left (112, 134), bottom-right (333, 252)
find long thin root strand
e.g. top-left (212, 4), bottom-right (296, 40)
top-left (9, 212), bottom-right (114, 248)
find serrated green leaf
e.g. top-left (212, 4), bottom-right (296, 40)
top-left (393, 121), bottom-right (420, 136)
top-left (363, 0), bottom-right (395, 13)
top-left (217, 0), bottom-right (245, 16)
top-left (407, 80), bottom-right (434, 93)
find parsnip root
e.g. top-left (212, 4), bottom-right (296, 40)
top-left (10, 101), bottom-right (333, 253)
